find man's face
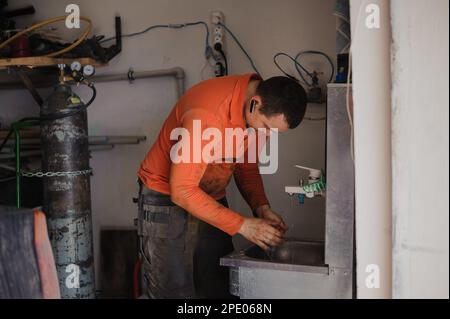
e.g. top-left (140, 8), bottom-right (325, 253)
top-left (246, 97), bottom-right (290, 135)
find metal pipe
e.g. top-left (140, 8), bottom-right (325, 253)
top-left (93, 67), bottom-right (185, 98)
top-left (0, 150), bottom-right (41, 159)
top-left (3, 144), bottom-right (116, 152)
top-left (1, 67), bottom-right (186, 98)
top-left (87, 136), bottom-right (146, 145)
top-left (88, 145), bottom-right (114, 151)
top-left (3, 138), bottom-right (41, 145)
top-left (0, 145), bottom-right (114, 159)
top-left (2, 135), bottom-right (147, 146)
top-left (0, 163), bottom-right (15, 171)
top-left (1, 142), bottom-right (139, 153)
top-left (0, 135), bottom-right (147, 142)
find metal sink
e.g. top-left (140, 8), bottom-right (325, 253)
top-left (220, 239), bottom-right (330, 298)
top-left (245, 240), bottom-right (325, 265)
top-left (221, 239), bottom-right (328, 274)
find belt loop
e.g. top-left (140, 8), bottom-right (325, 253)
top-left (138, 179), bottom-right (144, 210)
top-left (138, 179), bottom-right (143, 196)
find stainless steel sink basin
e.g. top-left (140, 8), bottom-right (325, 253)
top-left (245, 240), bottom-right (325, 266)
top-left (221, 239), bottom-right (327, 274)
top-left (220, 239), bottom-right (330, 298)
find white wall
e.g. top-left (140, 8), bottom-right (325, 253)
top-left (391, 0), bottom-right (449, 299)
top-left (351, 0), bottom-right (449, 299)
top-left (350, 0), bottom-right (392, 298)
top-left (1, 0), bottom-right (336, 288)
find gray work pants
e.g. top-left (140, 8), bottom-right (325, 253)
top-left (137, 184), bottom-right (235, 299)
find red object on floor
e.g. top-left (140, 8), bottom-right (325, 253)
top-left (133, 258), bottom-right (143, 299)
top-left (33, 210), bottom-right (61, 299)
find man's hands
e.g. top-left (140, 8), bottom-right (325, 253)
top-left (255, 204), bottom-right (289, 233)
top-left (238, 205), bottom-right (288, 250)
top-left (238, 218), bottom-right (284, 250)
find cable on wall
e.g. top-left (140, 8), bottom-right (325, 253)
top-left (294, 51), bottom-right (335, 85)
top-left (100, 21), bottom-right (213, 60)
top-left (218, 22), bottom-right (260, 76)
top-left (274, 51), bottom-right (334, 87)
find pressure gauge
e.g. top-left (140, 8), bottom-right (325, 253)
top-left (83, 65), bottom-right (95, 77)
top-left (70, 61), bottom-right (82, 72)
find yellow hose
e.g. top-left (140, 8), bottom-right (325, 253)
top-left (0, 16), bottom-right (92, 58)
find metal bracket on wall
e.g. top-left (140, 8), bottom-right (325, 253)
top-left (127, 68), bottom-right (135, 84)
top-left (328, 267), bottom-right (351, 277)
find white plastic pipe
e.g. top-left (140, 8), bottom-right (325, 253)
top-left (350, 0), bottom-right (392, 298)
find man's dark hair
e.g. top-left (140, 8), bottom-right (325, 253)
top-left (256, 76), bottom-right (307, 129)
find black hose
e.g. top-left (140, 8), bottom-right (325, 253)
top-left (273, 51), bottom-right (335, 87)
top-left (273, 53), bottom-right (306, 83)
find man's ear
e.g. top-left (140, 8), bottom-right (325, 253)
top-left (252, 95), bottom-right (263, 111)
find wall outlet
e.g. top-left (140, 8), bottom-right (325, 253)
top-left (211, 11), bottom-right (224, 49)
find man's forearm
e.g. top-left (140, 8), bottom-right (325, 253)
top-left (234, 162), bottom-right (270, 212)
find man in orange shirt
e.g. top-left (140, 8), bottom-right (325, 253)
top-left (137, 74), bottom-right (307, 298)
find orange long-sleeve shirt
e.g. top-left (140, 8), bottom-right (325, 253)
top-left (138, 74), bottom-right (269, 235)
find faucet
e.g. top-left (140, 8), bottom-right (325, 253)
top-left (285, 165), bottom-right (326, 204)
